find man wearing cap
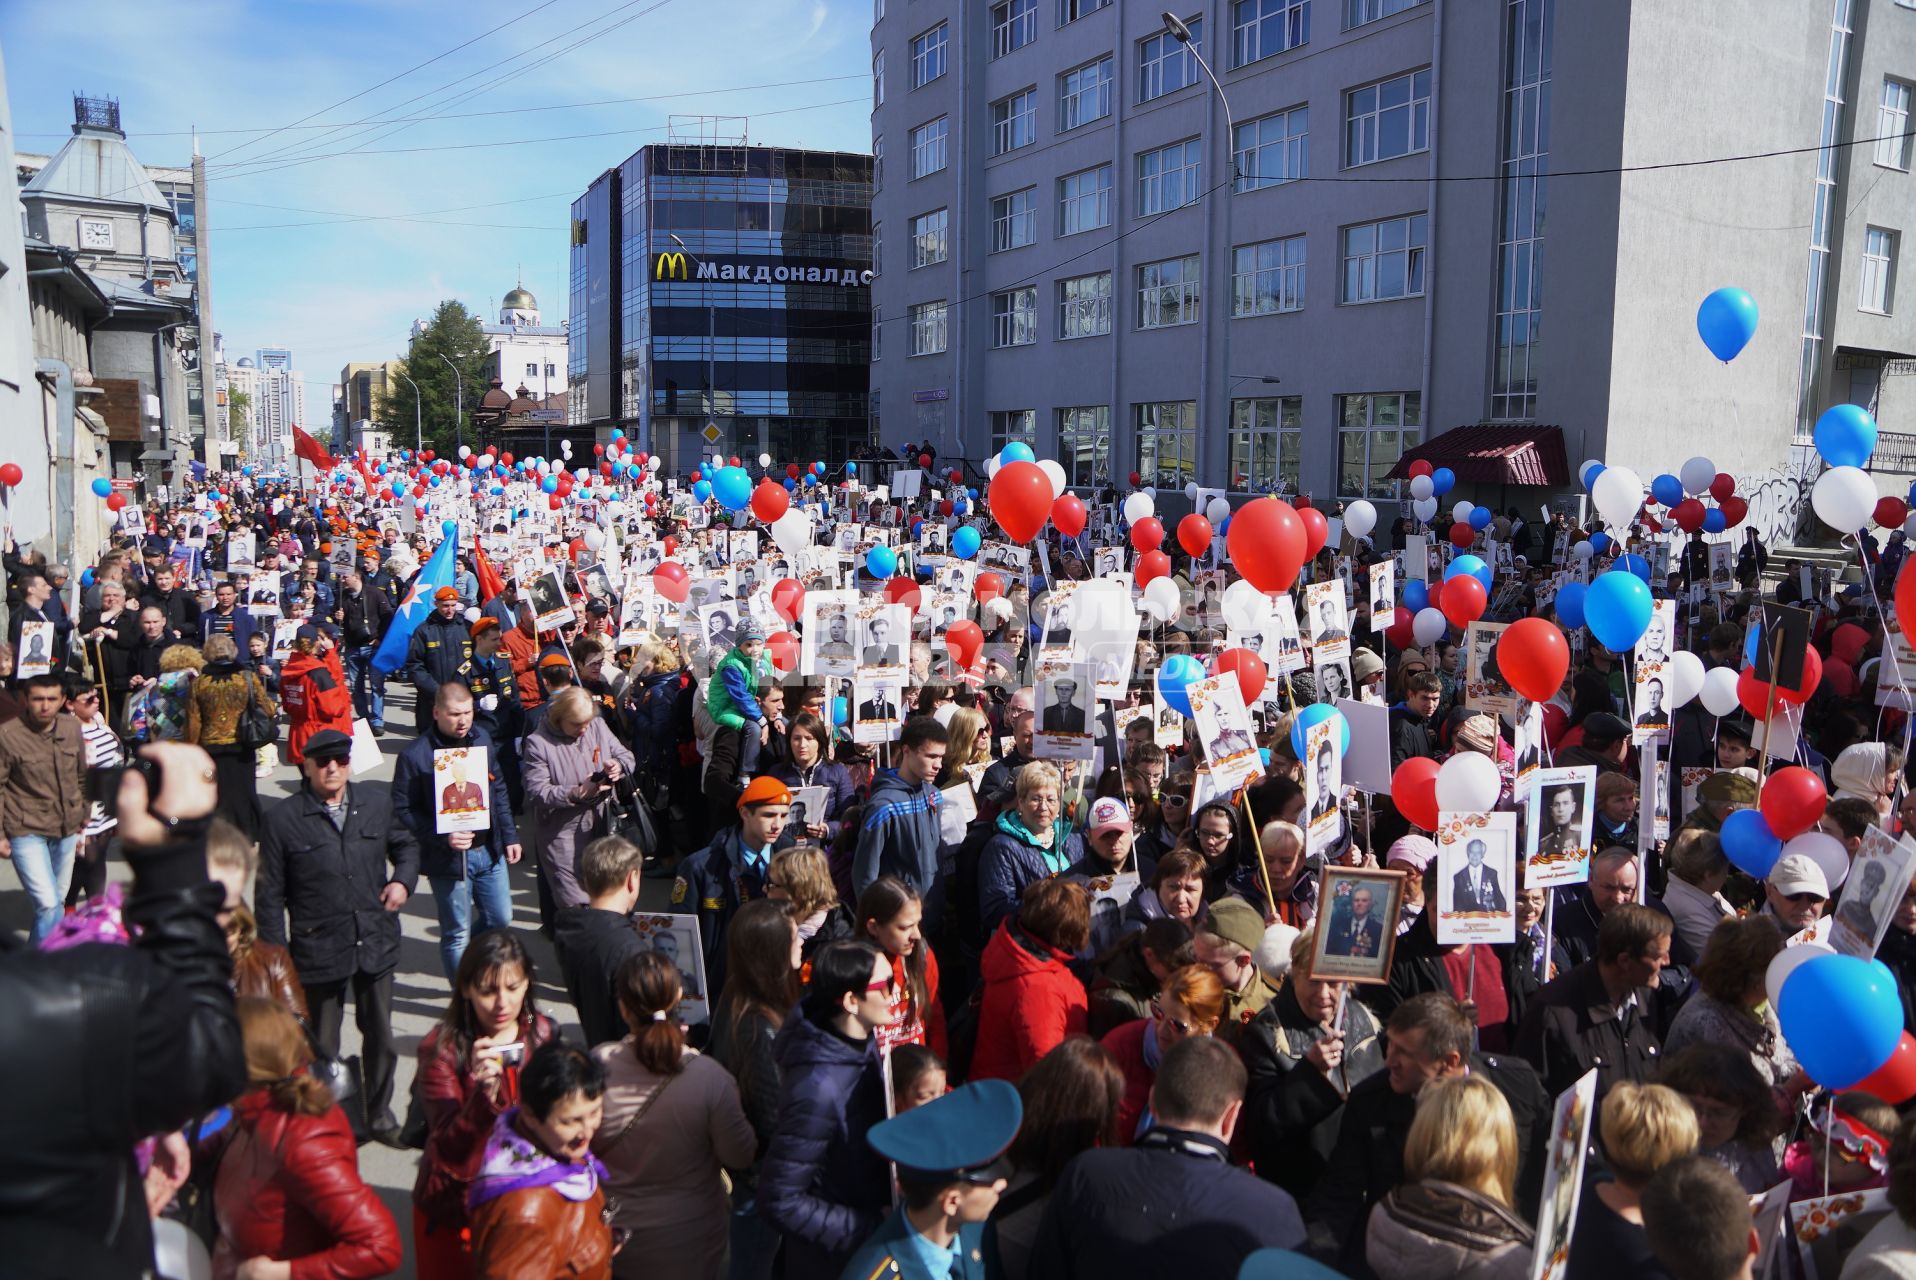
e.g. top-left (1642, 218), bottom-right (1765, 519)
top-left (1559, 711), bottom-right (1632, 777)
top-left (336, 567), bottom-right (394, 733)
top-left (1029, 1037), bottom-right (1305, 1278)
top-left (1762, 853), bottom-right (1830, 935)
top-left (841, 1081), bottom-right (1022, 1280)
top-left (673, 774), bottom-right (795, 998)
top-left (1196, 897), bottom-right (1283, 1039)
top-left (405, 586), bottom-right (476, 730)
top-left (257, 726), bottom-right (420, 1145)
top-left (1682, 768), bottom-right (1759, 835)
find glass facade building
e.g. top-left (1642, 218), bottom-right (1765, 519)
top-left (568, 145), bottom-right (874, 470)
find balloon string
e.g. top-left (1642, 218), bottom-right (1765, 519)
top-left (1852, 534), bottom-right (1916, 805)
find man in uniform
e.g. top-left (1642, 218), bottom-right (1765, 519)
top-left (1536, 784), bottom-right (1584, 866)
top-left (839, 1080), bottom-right (1022, 1280)
top-left (405, 586), bottom-right (475, 730)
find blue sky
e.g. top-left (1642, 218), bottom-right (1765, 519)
top-left (6, 0), bottom-right (871, 401)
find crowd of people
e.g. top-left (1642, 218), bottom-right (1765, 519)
top-left (1, 457), bottom-right (1914, 1280)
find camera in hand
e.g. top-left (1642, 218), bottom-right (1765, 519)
top-left (494, 1041), bottom-right (526, 1067)
top-left (86, 757), bottom-right (162, 807)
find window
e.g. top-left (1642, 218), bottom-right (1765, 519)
top-left (1058, 271), bottom-right (1113, 338)
top-left (911, 209), bottom-right (948, 267)
top-left (873, 51), bottom-right (886, 108)
top-left (525, 362), bottom-right (538, 377)
top-left (1234, 106), bottom-right (1307, 192)
top-left (872, 222), bottom-right (883, 275)
top-left (1136, 401), bottom-right (1197, 489)
top-left (909, 301), bottom-right (948, 355)
top-left (1058, 406), bottom-right (1111, 485)
top-left (545, 363), bottom-right (556, 378)
top-left (991, 288), bottom-right (1039, 347)
top-left (1139, 18), bottom-right (1202, 102)
top-left (910, 118), bottom-right (949, 178)
top-left (1138, 254), bottom-right (1201, 328)
top-left (1345, 0), bottom-right (1424, 27)
top-left (1060, 57), bottom-right (1113, 130)
top-left (1059, 165), bottom-right (1113, 234)
top-left (992, 89), bottom-right (1038, 155)
top-left (1137, 139), bottom-right (1202, 216)
top-left (1341, 213), bottom-right (1426, 302)
top-left (1345, 69), bottom-right (1431, 166)
top-left (1862, 227), bottom-right (1897, 314)
top-left (1880, 79), bottom-right (1913, 170)
top-left (1231, 0), bottom-right (1308, 68)
top-left (1337, 392), bottom-right (1422, 498)
top-left (992, 0), bottom-right (1037, 57)
top-left (873, 306), bottom-right (882, 360)
top-left (990, 410), bottom-right (1037, 455)
top-left (1229, 396), bottom-right (1302, 492)
top-left (991, 189), bottom-right (1037, 251)
top-left (1059, 0), bottom-right (1109, 23)
top-left (874, 134), bottom-right (884, 186)
top-left (1233, 235), bottom-right (1305, 315)
top-left (911, 24), bottom-right (948, 87)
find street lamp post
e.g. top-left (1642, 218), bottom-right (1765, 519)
top-left (397, 371), bottom-right (423, 455)
top-left (670, 233), bottom-right (721, 463)
top-left (436, 353), bottom-right (464, 455)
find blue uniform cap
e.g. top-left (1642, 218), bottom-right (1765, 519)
top-left (867, 1079), bottom-right (1022, 1181)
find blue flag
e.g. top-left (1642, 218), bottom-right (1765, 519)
top-left (372, 528), bottom-right (459, 675)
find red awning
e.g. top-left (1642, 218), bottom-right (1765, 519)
top-left (1386, 425), bottom-right (1570, 487)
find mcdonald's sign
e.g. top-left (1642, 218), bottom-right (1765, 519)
top-left (654, 251), bottom-right (690, 281)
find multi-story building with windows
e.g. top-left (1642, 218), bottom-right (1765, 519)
top-left (870, 0), bottom-right (1916, 508)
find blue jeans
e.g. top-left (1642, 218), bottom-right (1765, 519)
top-left (12, 834), bottom-right (78, 945)
top-left (729, 1197), bottom-right (780, 1280)
top-left (428, 847), bottom-right (514, 981)
top-left (344, 644), bottom-right (384, 727)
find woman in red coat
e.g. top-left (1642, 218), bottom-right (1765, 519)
top-left (856, 875), bottom-right (948, 1059)
top-left (280, 625), bottom-right (353, 765)
top-left (1098, 964), bottom-right (1226, 1142)
top-left (211, 997), bottom-right (402, 1280)
top-left (970, 877), bottom-right (1092, 1082)
top-left (413, 930), bottom-right (560, 1279)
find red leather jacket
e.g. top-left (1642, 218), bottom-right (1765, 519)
top-left (413, 1011), bottom-right (560, 1232)
top-left (212, 1087), bottom-right (402, 1280)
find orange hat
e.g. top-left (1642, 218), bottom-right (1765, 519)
top-left (471, 617), bottom-right (499, 638)
top-left (737, 776), bottom-right (792, 810)
top-left (433, 586), bottom-right (460, 602)
top-left (538, 653), bottom-right (571, 670)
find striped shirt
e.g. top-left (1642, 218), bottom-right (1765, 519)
top-left (80, 720), bottom-right (123, 836)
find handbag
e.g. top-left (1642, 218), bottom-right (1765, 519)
top-left (238, 671), bottom-right (279, 751)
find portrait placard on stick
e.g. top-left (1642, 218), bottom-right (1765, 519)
top-left (1435, 811), bottom-right (1517, 945)
top-left (433, 745), bottom-right (491, 835)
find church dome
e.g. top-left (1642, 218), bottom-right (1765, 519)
top-left (502, 286), bottom-right (537, 312)
top-left (479, 376), bottom-right (512, 411)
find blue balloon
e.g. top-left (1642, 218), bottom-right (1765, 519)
top-left (1720, 810), bottom-right (1782, 879)
top-left (1403, 580), bottom-right (1430, 613)
top-left (90, 477), bottom-right (113, 498)
top-left (783, 476), bottom-right (795, 490)
top-left (1001, 443), bottom-right (1036, 465)
top-left (831, 697), bottom-right (848, 727)
top-left (847, 463), bottom-right (858, 478)
top-left (1584, 570), bottom-right (1653, 651)
top-left (1468, 505), bottom-right (1492, 531)
top-left (1615, 553), bottom-right (1652, 581)
top-left (802, 473), bottom-right (816, 487)
top-left (1589, 532), bottom-right (1612, 556)
top-left (1155, 653), bottom-right (1204, 717)
top-left (967, 488), bottom-right (979, 501)
top-left (490, 485), bottom-right (504, 497)
top-left (1650, 474), bottom-right (1684, 508)
top-left (1290, 703), bottom-right (1351, 758)
top-left (1431, 468), bottom-right (1456, 497)
top-left (441, 520), bottom-right (457, 536)
top-left (1581, 462), bottom-right (1606, 490)
top-left (1444, 555), bottom-right (1492, 593)
top-left (1696, 287), bottom-right (1759, 362)
top-left (693, 479), bottom-right (713, 502)
top-left (390, 484), bottom-right (405, 500)
top-left (1814, 404), bottom-right (1878, 469)
top-left (813, 461), bottom-right (826, 475)
top-left (952, 526), bottom-right (982, 559)
top-left (1778, 953), bottom-right (1905, 1090)
top-left (1701, 508), bottom-right (1727, 534)
top-left (865, 546), bottom-right (898, 579)
top-left (81, 568), bottom-right (95, 587)
top-left (712, 466), bottom-right (753, 511)
top-left (541, 475), bottom-right (559, 494)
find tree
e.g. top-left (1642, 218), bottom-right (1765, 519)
top-left (373, 299), bottom-right (488, 455)
top-left (227, 389), bottom-right (251, 450)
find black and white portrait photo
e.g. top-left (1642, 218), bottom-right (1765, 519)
top-left (1524, 765), bottom-right (1597, 888)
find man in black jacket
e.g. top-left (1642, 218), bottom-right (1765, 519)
top-left (0, 741), bottom-right (245, 1275)
top-left (336, 567), bottom-right (394, 731)
top-left (1029, 1037), bottom-right (1306, 1278)
top-left (76, 580), bottom-right (141, 725)
top-left (1389, 671), bottom-right (1442, 769)
top-left (1307, 993), bottom-right (1548, 1278)
top-left (1513, 902), bottom-right (1669, 1100)
top-left (405, 587), bottom-right (475, 728)
top-left (552, 834), bottom-right (646, 1047)
top-left (138, 562), bottom-right (202, 641)
top-left (257, 728), bottom-right (420, 1145)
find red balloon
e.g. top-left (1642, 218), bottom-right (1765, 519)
top-left (1176, 514), bottom-right (1213, 559)
top-left (917, 453), bottom-right (931, 467)
top-left (975, 572), bottom-right (1006, 605)
top-left (728, 457), bottom-right (740, 467)
top-left (1497, 618), bottom-right (1570, 703)
top-left (945, 620), bottom-right (985, 673)
top-left (1226, 497), bottom-right (1308, 595)
top-left (771, 578), bottom-right (806, 624)
top-left (1128, 471), bottom-right (1142, 487)
top-left (1298, 507), bottom-right (1330, 560)
top-left (593, 443), bottom-right (605, 456)
top-left (1672, 499), bottom-right (1707, 533)
top-left (1215, 647), bottom-right (1267, 703)
top-left (1134, 550), bottom-right (1171, 587)
top-left (989, 461), bottom-right (1054, 543)
top-left (786, 463), bottom-right (801, 479)
top-left (1878, 497), bottom-right (1910, 529)
top-left (1441, 575), bottom-right (1487, 627)
top-left (653, 562), bottom-right (690, 603)
top-left (1720, 495), bottom-right (1749, 528)
top-left (1710, 472), bottom-right (1736, 503)
top-left (690, 469), bottom-right (702, 483)
top-left (1130, 517), bottom-right (1165, 554)
top-left (1448, 522), bottom-right (1476, 550)
top-left (105, 492), bottom-right (127, 512)
top-left (501, 453), bottom-right (514, 467)
top-left (939, 499), bottom-right (955, 517)
top-left (1759, 765), bottom-right (1828, 841)
top-left (1393, 757), bottom-right (1441, 831)
top-left (1736, 646), bottom-right (1822, 717)
top-left (598, 461), bottom-right (612, 477)
top-left (663, 536), bottom-right (678, 556)
top-left (751, 480), bottom-right (790, 524)
top-left (1857, 1033), bottom-right (1916, 1105)
top-left (1052, 494), bottom-right (1088, 538)
top-left (1293, 495), bottom-right (1312, 510)
top-left (547, 495), bottom-right (562, 510)
top-left (1384, 605), bottom-right (1416, 649)
top-left (0, 462), bottom-right (23, 487)
top-left (948, 469), bottom-right (963, 484)
top-left (767, 631), bottom-right (799, 672)
top-left (1407, 461), bottom-right (1434, 479)
top-left (885, 576), bottom-right (921, 612)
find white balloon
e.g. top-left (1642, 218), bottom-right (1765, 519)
top-left (1579, 457), bottom-right (1604, 484)
top-left (1222, 581), bottom-right (1273, 634)
top-left (1679, 456), bottom-right (1717, 496)
top-left (1412, 606), bottom-right (1448, 646)
top-left (1124, 492), bottom-right (1156, 524)
top-left (1665, 650), bottom-right (1706, 709)
top-left (463, 606), bottom-right (482, 624)
top-left (1811, 466), bottom-right (1878, 533)
top-left (581, 527), bottom-right (606, 549)
top-left (1412, 497), bottom-right (1439, 523)
top-left (1572, 541), bottom-right (1593, 560)
top-left (769, 510), bottom-right (810, 557)
top-left (1142, 577), bottom-right (1181, 622)
top-left (1185, 482), bottom-right (1201, 500)
top-left (1435, 751), bottom-right (1502, 812)
top-left (1451, 501), bottom-right (1474, 524)
top-left (1699, 665), bottom-right (1742, 717)
top-left (1409, 475), bottom-right (1435, 501)
top-left (1905, 512), bottom-right (1916, 538)
top-left (645, 456), bottom-right (661, 471)
top-left (457, 445), bottom-right (471, 459)
top-left (986, 455), bottom-right (1002, 478)
top-left (1038, 459), bottom-right (1067, 502)
top-left (1206, 496), bottom-right (1231, 524)
top-left (1345, 500), bottom-right (1378, 539)
top-left (1591, 465), bottom-right (1645, 527)
top-left (1766, 942), bottom-right (1833, 1010)
top-left (562, 440), bottom-right (574, 456)
top-left (1784, 831), bottom-right (1851, 893)
top-left (758, 453), bottom-right (772, 467)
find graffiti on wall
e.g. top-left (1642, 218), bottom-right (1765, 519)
top-left (1740, 470), bottom-right (1809, 547)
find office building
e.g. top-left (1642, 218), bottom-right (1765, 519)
top-left (567, 138), bottom-right (874, 471)
top-left (869, 0), bottom-right (1916, 510)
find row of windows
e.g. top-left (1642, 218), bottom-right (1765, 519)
top-left (649, 336), bottom-right (871, 365)
top-left (645, 282), bottom-right (871, 312)
top-left (976, 391), bottom-right (1419, 496)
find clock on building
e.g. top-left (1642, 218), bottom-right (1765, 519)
top-left (78, 218), bottom-right (114, 250)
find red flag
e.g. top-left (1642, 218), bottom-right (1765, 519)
top-left (473, 544), bottom-right (508, 604)
top-left (291, 425), bottom-right (335, 470)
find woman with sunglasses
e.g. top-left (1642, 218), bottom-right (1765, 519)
top-left (1179, 800), bottom-right (1246, 902)
top-left (1099, 964), bottom-right (1224, 1142)
top-left (857, 875), bottom-right (946, 1058)
top-left (1132, 776), bottom-right (1191, 868)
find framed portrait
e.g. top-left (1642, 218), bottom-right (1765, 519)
top-left (698, 603), bottom-right (738, 653)
top-left (525, 569), bottom-right (573, 631)
top-left (1267, 593), bottom-right (1306, 675)
top-left (1152, 696), bottom-right (1184, 750)
top-left (1084, 871), bottom-right (1143, 957)
top-left (1303, 580), bottom-right (1350, 664)
top-left (1094, 547), bottom-right (1124, 580)
top-left (1524, 766), bottom-right (1598, 889)
top-left (1033, 663), bottom-right (1096, 762)
top-left (632, 913), bottom-right (711, 1025)
top-left (852, 673), bottom-right (905, 745)
top-left (1434, 811), bottom-right (1518, 944)
top-left (15, 619), bottom-right (54, 678)
top-left (1831, 828), bottom-right (1916, 959)
top-left (856, 601), bottom-right (908, 672)
top-left (271, 618), bottom-right (300, 662)
top-left (1532, 1069), bottom-right (1598, 1280)
top-left (1313, 657), bottom-right (1353, 707)
top-left (225, 531), bottom-right (256, 573)
top-left (1708, 542), bottom-right (1735, 593)
top-left (1310, 866), bottom-right (1405, 984)
top-left (433, 745), bottom-right (491, 835)
top-left (801, 590), bottom-right (857, 678)
top-left (246, 579), bottom-right (282, 616)
top-left (784, 785), bottom-right (829, 847)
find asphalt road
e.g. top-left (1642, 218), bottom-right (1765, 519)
top-left (0, 685), bottom-right (676, 1278)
